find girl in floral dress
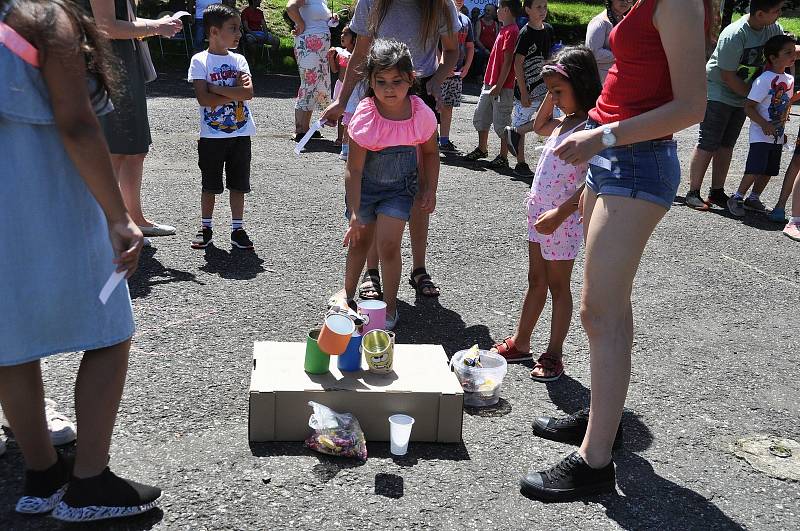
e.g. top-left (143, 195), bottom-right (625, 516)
top-left (492, 47), bottom-right (602, 381)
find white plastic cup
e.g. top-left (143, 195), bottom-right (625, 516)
top-left (388, 414), bottom-right (415, 456)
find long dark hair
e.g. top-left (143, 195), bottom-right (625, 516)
top-left (367, 0), bottom-right (454, 51)
top-left (542, 46), bottom-right (602, 114)
top-left (3, 0), bottom-right (118, 97)
top-left (606, 0), bottom-right (630, 27)
top-left (363, 39), bottom-right (415, 98)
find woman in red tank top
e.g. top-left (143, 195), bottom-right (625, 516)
top-left (519, 0), bottom-right (711, 501)
top-left (473, 4), bottom-right (499, 80)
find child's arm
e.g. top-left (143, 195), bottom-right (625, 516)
top-left (532, 93), bottom-right (561, 137)
top-left (534, 184), bottom-right (585, 235)
top-left (744, 99), bottom-right (776, 138)
top-left (192, 80), bottom-right (236, 107)
top-left (489, 39), bottom-right (515, 96)
top-left (418, 132), bottom-right (440, 214)
top-left (208, 72), bottom-right (254, 101)
top-left (328, 49), bottom-right (340, 74)
top-left (461, 40), bottom-right (474, 78)
top-left (37, 8), bottom-right (142, 275)
top-left (513, 53), bottom-right (530, 106)
top-left (343, 141), bottom-right (368, 246)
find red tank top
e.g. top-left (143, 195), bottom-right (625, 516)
top-left (589, 0), bottom-right (671, 124)
top-left (479, 18), bottom-right (498, 49)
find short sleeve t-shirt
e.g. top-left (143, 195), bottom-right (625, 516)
top-left (188, 51), bottom-right (256, 138)
top-left (706, 16), bottom-right (783, 107)
top-left (484, 23), bottom-right (519, 89)
top-left (455, 13), bottom-right (474, 73)
top-left (747, 70), bottom-right (794, 144)
top-left (350, 0), bottom-right (460, 78)
top-left (241, 7), bottom-right (265, 32)
top-left (514, 22), bottom-right (554, 101)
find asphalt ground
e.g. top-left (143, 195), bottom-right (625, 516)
top-left (1, 72), bottom-right (799, 530)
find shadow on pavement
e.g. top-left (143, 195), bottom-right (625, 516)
top-left (540, 375), bottom-right (740, 528)
top-left (200, 246), bottom-right (266, 280)
top-left (393, 299), bottom-right (493, 356)
top-left (129, 247), bottom-right (202, 299)
top-left (250, 441), bottom-right (470, 463)
top-left (464, 397), bottom-right (512, 418)
top-left (375, 473), bottom-right (404, 498)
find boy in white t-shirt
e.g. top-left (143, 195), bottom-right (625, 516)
top-left (728, 34), bottom-right (797, 218)
top-left (188, 3), bottom-right (256, 249)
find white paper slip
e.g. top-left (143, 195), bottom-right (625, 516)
top-left (588, 155), bottom-right (612, 171)
top-left (99, 270), bottom-right (126, 305)
top-left (294, 120), bottom-right (324, 155)
top-left (171, 11), bottom-right (191, 19)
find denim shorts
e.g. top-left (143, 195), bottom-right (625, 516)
top-left (346, 146), bottom-right (419, 223)
top-left (585, 119), bottom-right (681, 210)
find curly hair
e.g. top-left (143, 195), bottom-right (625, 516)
top-left (542, 46), bottom-right (602, 114)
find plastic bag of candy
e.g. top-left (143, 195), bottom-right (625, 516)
top-left (304, 401), bottom-right (368, 460)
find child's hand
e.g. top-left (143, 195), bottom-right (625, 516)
top-left (416, 189), bottom-right (437, 214)
top-left (534, 208), bottom-right (566, 235)
top-left (577, 190), bottom-right (585, 224)
top-left (109, 216), bottom-right (144, 278)
top-left (343, 214), bottom-right (366, 247)
top-left (521, 94), bottom-right (532, 108)
top-left (762, 122), bottom-right (778, 137)
top-left (489, 84), bottom-right (501, 97)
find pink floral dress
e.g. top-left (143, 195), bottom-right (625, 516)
top-left (527, 121), bottom-right (588, 261)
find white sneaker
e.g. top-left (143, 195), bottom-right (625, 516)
top-left (45, 399), bottom-right (76, 446)
top-left (385, 309), bottom-right (399, 331)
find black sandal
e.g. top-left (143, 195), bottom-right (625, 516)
top-left (358, 268), bottom-right (383, 300)
top-left (409, 267), bottom-right (440, 298)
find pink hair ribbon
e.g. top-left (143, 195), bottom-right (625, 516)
top-left (542, 64), bottom-right (569, 79)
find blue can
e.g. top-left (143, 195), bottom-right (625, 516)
top-left (338, 333), bottom-right (363, 372)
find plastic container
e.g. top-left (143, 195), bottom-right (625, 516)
top-left (450, 349), bottom-right (508, 407)
top-left (388, 414), bottom-right (415, 455)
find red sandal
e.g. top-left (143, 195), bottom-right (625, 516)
top-left (491, 337), bottom-right (533, 363)
top-left (530, 353), bottom-right (564, 382)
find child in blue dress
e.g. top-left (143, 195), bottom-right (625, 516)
top-left (0, 0), bottom-right (160, 522)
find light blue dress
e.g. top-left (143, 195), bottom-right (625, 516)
top-left (0, 15), bottom-right (135, 366)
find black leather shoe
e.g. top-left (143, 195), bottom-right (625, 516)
top-left (532, 407), bottom-right (623, 449)
top-left (520, 451), bottom-right (616, 502)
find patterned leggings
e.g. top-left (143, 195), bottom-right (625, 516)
top-left (294, 32), bottom-right (332, 112)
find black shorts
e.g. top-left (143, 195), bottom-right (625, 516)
top-left (198, 136), bottom-right (251, 194)
top-left (417, 75), bottom-right (441, 124)
top-left (744, 142), bottom-right (783, 176)
top-left (697, 100), bottom-right (746, 152)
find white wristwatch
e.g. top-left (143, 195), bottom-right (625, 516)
top-left (601, 126), bottom-right (617, 148)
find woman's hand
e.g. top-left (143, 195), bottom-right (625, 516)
top-left (343, 213), bottom-right (366, 247)
top-left (426, 77), bottom-right (445, 111)
top-left (321, 100), bottom-right (345, 126)
top-left (554, 127), bottom-right (604, 166)
top-left (154, 16), bottom-right (182, 38)
top-left (109, 216), bottom-right (144, 278)
top-left (534, 207), bottom-right (567, 235)
top-left (292, 20), bottom-right (305, 36)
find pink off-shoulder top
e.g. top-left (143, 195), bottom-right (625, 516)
top-left (348, 95), bottom-right (437, 151)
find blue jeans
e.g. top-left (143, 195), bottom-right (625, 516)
top-left (193, 19), bottom-right (205, 51)
top-left (585, 119), bottom-right (681, 210)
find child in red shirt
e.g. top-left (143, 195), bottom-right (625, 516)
top-left (464, 0), bottom-right (521, 169)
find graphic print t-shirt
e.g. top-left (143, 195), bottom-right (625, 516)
top-left (514, 22), bottom-right (554, 101)
top-left (455, 13), bottom-right (474, 73)
top-left (706, 17), bottom-right (783, 107)
top-left (188, 51), bottom-right (256, 138)
top-left (747, 70), bottom-right (794, 144)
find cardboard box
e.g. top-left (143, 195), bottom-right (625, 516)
top-left (249, 341), bottom-right (463, 443)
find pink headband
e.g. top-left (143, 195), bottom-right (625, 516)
top-left (542, 64), bottom-right (569, 79)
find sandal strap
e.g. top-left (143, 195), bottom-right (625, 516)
top-left (535, 354), bottom-right (562, 370)
top-left (493, 336), bottom-right (515, 355)
top-left (410, 267), bottom-right (428, 279)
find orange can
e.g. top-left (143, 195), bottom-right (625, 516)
top-left (317, 313), bottom-right (355, 355)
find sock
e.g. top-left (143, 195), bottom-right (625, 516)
top-left (747, 192), bottom-right (760, 201)
top-left (791, 216), bottom-right (800, 224)
top-left (201, 218), bottom-right (213, 229)
top-left (439, 136), bottom-right (449, 146)
top-left (231, 219), bottom-right (243, 231)
top-left (732, 192), bottom-right (743, 200)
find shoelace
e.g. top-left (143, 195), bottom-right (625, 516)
top-left (553, 407), bottom-right (590, 427)
top-left (544, 455), bottom-right (580, 483)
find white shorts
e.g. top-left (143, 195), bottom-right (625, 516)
top-left (512, 98), bottom-right (542, 128)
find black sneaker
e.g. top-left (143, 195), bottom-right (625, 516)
top-left (520, 451), bottom-right (616, 502)
top-left (191, 227), bottom-right (213, 249)
top-left (311, 130), bottom-right (323, 139)
top-left (513, 162), bottom-right (534, 177)
top-left (52, 467), bottom-right (161, 522)
top-left (488, 154), bottom-right (509, 170)
top-left (707, 188), bottom-right (730, 209)
top-left (439, 140), bottom-right (459, 153)
top-left (15, 453), bottom-right (71, 515)
top-left (532, 407), bottom-right (623, 449)
top-left (505, 126), bottom-right (522, 158)
top-left (230, 228), bottom-right (254, 249)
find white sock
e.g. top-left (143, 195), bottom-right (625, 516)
top-left (201, 218), bottom-right (213, 229)
top-left (231, 219), bottom-right (243, 231)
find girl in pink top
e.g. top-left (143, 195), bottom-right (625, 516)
top-left (493, 47), bottom-right (602, 382)
top-left (340, 39), bottom-right (439, 329)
